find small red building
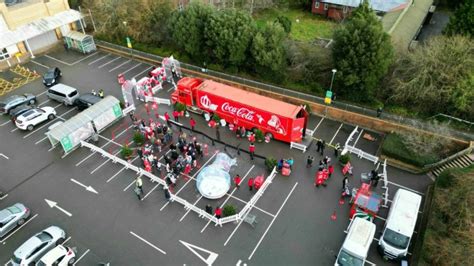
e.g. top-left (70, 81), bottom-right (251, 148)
top-left (312, 0), bottom-right (410, 21)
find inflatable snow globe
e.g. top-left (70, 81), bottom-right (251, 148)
top-left (196, 153), bottom-right (236, 199)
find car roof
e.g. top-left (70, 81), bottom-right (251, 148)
top-left (39, 245), bottom-right (67, 264)
top-left (0, 209), bottom-right (12, 221)
top-left (2, 95), bottom-right (22, 102)
top-left (387, 189), bottom-right (422, 236)
top-left (343, 218), bottom-right (376, 256)
top-left (14, 235), bottom-right (43, 259)
top-left (17, 109), bottom-right (38, 119)
top-left (50, 84), bottom-right (77, 94)
top-left (78, 93), bottom-right (101, 103)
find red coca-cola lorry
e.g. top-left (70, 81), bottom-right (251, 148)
top-left (171, 77), bottom-right (308, 143)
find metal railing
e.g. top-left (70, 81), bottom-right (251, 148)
top-left (422, 144), bottom-right (474, 171)
top-left (95, 40), bottom-right (474, 141)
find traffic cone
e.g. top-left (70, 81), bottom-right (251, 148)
top-left (331, 210), bottom-right (337, 221)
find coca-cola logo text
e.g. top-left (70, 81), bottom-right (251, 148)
top-left (221, 102), bottom-right (255, 121)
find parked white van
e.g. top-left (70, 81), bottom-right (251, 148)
top-left (378, 188), bottom-right (422, 260)
top-left (335, 217), bottom-right (376, 266)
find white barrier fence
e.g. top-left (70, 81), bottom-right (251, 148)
top-left (342, 127), bottom-right (389, 207)
top-left (290, 142), bottom-right (307, 153)
top-left (79, 141), bottom-right (277, 226)
top-left (144, 96), bottom-right (171, 106)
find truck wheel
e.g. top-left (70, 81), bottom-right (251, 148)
top-left (265, 132), bottom-right (273, 140)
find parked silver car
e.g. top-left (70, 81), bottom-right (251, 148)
top-left (11, 226), bottom-right (66, 266)
top-left (0, 94), bottom-right (36, 114)
top-left (0, 203), bottom-right (30, 238)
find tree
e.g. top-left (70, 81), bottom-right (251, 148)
top-left (205, 9), bottom-right (255, 67)
top-left (251, 22), bottom-right (286, 77)
top-left (274, 15), bottom-right (292, 34)
top-left (140, 1), bottom-right (173, 45)
top-left (168, 3), bottom-right (214, 61)
top-left (332, 0), bottom-right (393, 101)
top-left (385, 35), bottom-right (474, 120)
top-left (444, 0), bottom-right (474, 37)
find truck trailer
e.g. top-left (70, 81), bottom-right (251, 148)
top-left (171, 77), bottom-right (308, 143)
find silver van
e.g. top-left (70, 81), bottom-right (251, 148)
top-left (47, 84), bottom-right (79, 106)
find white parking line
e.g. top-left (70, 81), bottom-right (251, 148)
top-left (36, 90), bottom-right (48, 97)
top-left (365, 260), bottom-right (376, 265)
top-left (70, 52), bottom-right (99, 65)
top-left (123, 179), bottom-right (136, 191)
top-left (179, 196), bottom-right (203, 221)
top-left (31, 60), bottom-right (49, 69)
top-left (121, 63), bottom-right (143, 75)
top-left (2, 214), bottom-right (38, 244)
top-left (44, 55), bottom-right (71, 66)
top-left (0, 120), bottom-right (11, 126)
top-left (109, 59), bottom-right (131, 72)
top-left (106, 156), bottom-right (139, 183)
top-left (37, 99), bottom-right (51, 107)
top-left (387, 181), bottom-right (424, 195)
top-left (329, 123), bottom-right (344, 145)
top-left (92, 141), bottom-right (135, 174)
top-left (98, 57), bottom-right (121, 69)
top-left (132, 66), bottom-right (153, 79)
top-left (35, 136), bottom-right (49, 145)
top-left (63, 236), bottom-right (72, 244)
top-left (142, 184), bottom-right (160, 201)
top-left (313, 117), bottom-right (325, 133)
top-left (88, 54), bottom-right (109, 65)
top-left (72, 249), bottom-right (90, 265)
top-left (247, 183), bottom-right (298, 260)
top-left (201, 165), bottom-right (255, 233)
top-left (130, 231), bottom-right (167, 255)
top-left (0, 194), bottom-right (8, 200)
top-left (160, 152), bottom-right (218, 211)
top-left (354, 129), bottom-right (364, 146)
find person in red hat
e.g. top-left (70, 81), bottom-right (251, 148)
top-left (248, 176), bottom-right (254, 191)
top-left (189, 117), bottom-right (196, 131)
top-left (234, 175), bottom-right (241, 189)
top-left (215, 207), bottom-right (222, 219)
top-left (328, 164), bottom-right (334, 178)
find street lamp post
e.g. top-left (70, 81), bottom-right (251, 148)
top-left (329, 68), bottom-right (337, 91)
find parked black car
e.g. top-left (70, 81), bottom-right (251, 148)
top-left (74, 93), bottom-right (101, 111)
top-left (9, 105), bottom-right (34, 122)
top-left (42, 67), bottom-right (62, 87)
top-left (0, 94), bottom-right (36, 114)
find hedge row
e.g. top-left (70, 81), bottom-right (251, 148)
top-left (381, 133), bottom-right (439, 167)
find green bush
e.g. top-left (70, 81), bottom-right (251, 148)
top-left (339, 153), bottom-right (351, 165)
top-left (275, 15), bottom-right (292, 34)
top-left (174, 102), bottom-right (186, 112)
top-left (223, 204), bottom-right (237, 217)
top-left (254, 129), bottom-right (264, 142)
top-left (133, 132), bottom-right (145, 147)
top-left (265, 157), bottom-right (278, 172)
top-left (382, 134), bottom-right (439, 167)
top-left (120, 144), bottom-right (133, 159)
top-left (212, 113), bottom-right (221, 123)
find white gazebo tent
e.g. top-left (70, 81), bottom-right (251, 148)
top-left (47, 96), bottom-right (123, 155)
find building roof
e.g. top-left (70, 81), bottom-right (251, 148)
top-left (321, 0), bottom-right (410, 12)
top-left (198, 80), bottom-right (303, 119)
top-left (0, 9), bottom-right (82, 49)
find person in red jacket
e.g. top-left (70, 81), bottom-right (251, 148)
top-left (164, 112), bottom-right (170, 126)
top-left (215, 207), bottom-right (222, 219)
top-left (189, 117), bottom-right (196, 131)
top-left (328, 164), bottom-right (334, 178)
top-left (248, 176), bottom-right (254, 191)
top-left (249, 143), bottom-right (255, 160)
top-left (234, 174), bottom-right (241, 189)
top-left (172, 110), bottom-right (179, 122)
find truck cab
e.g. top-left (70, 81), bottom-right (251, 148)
top-left (171, 77), bottom-right (203, 107)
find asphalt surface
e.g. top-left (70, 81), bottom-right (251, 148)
top-left (0, 48), bottom-right (433, 265)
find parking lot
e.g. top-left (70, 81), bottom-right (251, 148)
top-left (0, 47), bottom-right (433, 265)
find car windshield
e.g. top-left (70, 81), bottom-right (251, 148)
top-left (21, 110), bottom-right (35, 117)
top-left (337, 250), bottom-right (363, 266)
top-left (11, 255), bottom-right (22, 264)
top-left (36, 231), bottom-right (53, 242)
top-left (44, 70), bottom-right (55, 79)
top-left (7, 206), bottom-right (22, 214)
top-left (383, 228), bottom-right (410, 250)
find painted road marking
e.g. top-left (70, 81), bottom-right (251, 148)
top-left (2, 214), bottom-right (38, 244)
top-left (123, 179), bottom-right (136, 192)
top-left (142, 184), bottom-right (160, 201)
top-left (130, 231), bottom-right (166, 255)
top-left (160, 152), bottom-right (218, 211)
top-left (313, 117), bottom-right (325, 133)
top-left (354, 129), bottom-right (364, 146)
top-left (329, 123), bottom-right (344, 145)
top-left (69, 52), bottom-right (99, 65)
top-left (37, 99), bottom-right (51, 107)
top-left (36, 90), bottom-right (48, 97)
top-left (72, 249), bottom-right (90, 265)
top-left (0, 120), bottom-right (11, 126)
top-left (121, 63), bottom-right (143, 76)
top-left (106, 156), bottom-right (139, 183)
top-left (88, 54), bottom-right (109, 65)
top-left (132, 66), bottom-right (153, 79)
top-left (248, 183), bottom-right (299, 260)
top-left (387, 181), bottom-right (424, 195)
top-left (179, 196), bottom-right (203, 222)
top-left (71, 178), bottom-right (99, 194)
top-left (31, 60), bottom-right (49, 69)
top-left (98, 57), bottom-right (121, 69)
top-left (0, 194), bottom-right (8, 200)
top-left (180, 240), bottom-right (218, 265)
top-left (92, 140), bottom-right (135, 174)
top-left (44, 55), bottom-right (71, 66)
top-left (63, 236), bottom-right (72, 244)
top-left (109, 59), bottom-right (131, 72)
top-left (45, 199), bottom-right (72, 217)
top-left (201, 165), bottom-right (255, 233)
top-left (0, 153), bottom-right (9, 160)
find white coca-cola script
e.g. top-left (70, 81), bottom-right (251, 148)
top-left (221, 102), bottom-right (255, 121)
